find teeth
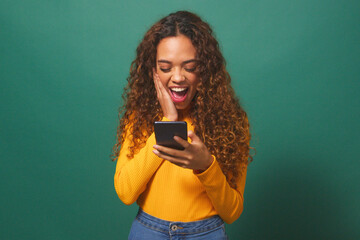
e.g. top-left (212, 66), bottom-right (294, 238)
top-left (171, 87), bottom-right (187, 92)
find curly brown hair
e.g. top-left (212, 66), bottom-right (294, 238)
top-left (112, 11), bottom-right (252, 189)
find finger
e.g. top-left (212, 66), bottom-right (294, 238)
top-left (152, 149), bottom-right (188, 167)
top-left (153, 68), bottom-right (157, 84)
top-left (153, 72), bottom-right (170, 97)
top-left (156, 74), bottom-right (168, 100)
top-left (188, 130), bottom-right (201, 143)
top-left (156, 74), bottom-right (168, 96)
top-left (173, 136), bottom-right (190, 148)
top-left (153, 72), bottom-right (162, 98)
top-left (153, 145), bottom-right (186, 158)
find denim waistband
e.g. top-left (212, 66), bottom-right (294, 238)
top-left (135, 208), bottom-right (224, 235)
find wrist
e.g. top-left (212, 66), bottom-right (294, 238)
top-left (194, 155), bottom-right (214, 174)
top-left (166, 113), bottom-right (178, 121)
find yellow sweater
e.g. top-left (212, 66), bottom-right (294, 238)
top-left (114, 116), bottom-right (247, 224)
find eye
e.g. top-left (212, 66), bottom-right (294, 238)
top-left (184, 64), bottom-right (197, 72)
top-left (184, 67), bottom-right (196, 72)
top-left (159, 68), bottom-right (171, 73)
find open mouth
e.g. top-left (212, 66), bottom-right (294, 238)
top-left (169, 87), bottom-right (189, 103)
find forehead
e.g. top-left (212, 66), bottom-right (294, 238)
top-left (156, 35), bottom-right (196, 62)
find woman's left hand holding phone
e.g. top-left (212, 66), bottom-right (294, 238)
top-left (153, 130), bottom-right (214, 172)
top-left (153, 70), bottom-right (178, 121)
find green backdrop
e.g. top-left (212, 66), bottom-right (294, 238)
top-left (1, 0), bottom-right (359, 239)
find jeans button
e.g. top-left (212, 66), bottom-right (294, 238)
top-left (171, 225), bottom-right (178, 231)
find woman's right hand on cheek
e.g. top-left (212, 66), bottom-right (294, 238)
top-left (153, 70), bottom-right (178, 121)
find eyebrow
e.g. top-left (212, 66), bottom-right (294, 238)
top-left (157, 59), bottom-right (198, 64)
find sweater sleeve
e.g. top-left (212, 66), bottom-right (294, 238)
top-left (114, 118), bottom-right (168, 205)
top-left (194, 156), bottom-right (247, 224)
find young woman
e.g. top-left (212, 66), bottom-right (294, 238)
top-left (113, 11), bottom-right (252, 239)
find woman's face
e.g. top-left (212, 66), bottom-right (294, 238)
top-left (155, 34), bottom-right (199, 110)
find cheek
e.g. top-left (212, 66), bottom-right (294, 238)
top-left (157, 73), bottom-right (169, 86)
top-left (188, 75), bottom-right (200, 90)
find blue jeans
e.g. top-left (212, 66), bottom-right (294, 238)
top-left (128, 208), bottom-right (228, 240)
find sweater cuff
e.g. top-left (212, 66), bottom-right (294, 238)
top-left (195, 157), bottom-right (225, 189)
top-left (194, 155), bottom-right (221, 181)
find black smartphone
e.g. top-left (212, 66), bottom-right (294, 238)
top-left (154, 121), bottom-right (187, 150)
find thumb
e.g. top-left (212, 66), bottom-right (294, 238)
top-left (188, 130), bottom-right (200, 143)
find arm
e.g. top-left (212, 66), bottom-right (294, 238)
top-left (152, 131), bottom-right (248, 223)
top-left (114, 122), bottom-right (166, 205)
top-left (195, 157), bottom-right (247, 224)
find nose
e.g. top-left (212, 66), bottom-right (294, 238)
top-left (171, 68), bottom-right (185, 83)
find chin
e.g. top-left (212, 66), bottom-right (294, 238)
top-left (175, 102), bottom-right (191, 111)
top-left (175, 105), bottom-right (187, 110)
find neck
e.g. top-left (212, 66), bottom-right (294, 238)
top-left (177, 106), bottom-right (191, 120)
